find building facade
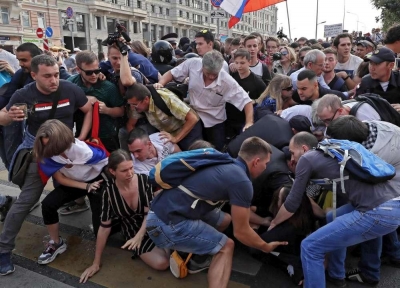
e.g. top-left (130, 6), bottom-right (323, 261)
top-left (0, 0), bottom-right (278, 53)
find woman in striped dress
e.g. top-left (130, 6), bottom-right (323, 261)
top-left (80, 149), bottom-right (169, 283)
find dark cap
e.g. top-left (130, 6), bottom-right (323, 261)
top-left (179, 37), bottom-right (190, 48)
top-left (175, 49), bottom-right (185, 57)
top-left (357, 40), bottom-right (375, 49)
top-left (161, 33), bottom-right (178, 44)
top-left (364, 47), bottom-right (396, 64)
top-left (289, 115), bottom-right (311, 133)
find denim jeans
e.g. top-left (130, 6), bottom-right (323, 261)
top-left (301, 198), bottom-right (400, 288)
top-left (327, 203), bottom-right (400, 282)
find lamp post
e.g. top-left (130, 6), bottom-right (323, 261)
top-left (316, 21), bottom-right (326, 39)
top-left (315, 0), bottom-right (319, 39)
top-left (347, 11), bottom-right (359, 32)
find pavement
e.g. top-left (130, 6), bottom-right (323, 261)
top-left (1, 161), bottom-right (400, 287)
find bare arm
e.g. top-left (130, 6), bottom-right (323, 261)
top-left (268, 204), bottom-right (294, 231)
top-left (249, 210), bottom-right (271, 227)
top-left (120, 54), bottom-right (136, 87)
top-left (77, 101), bottom-right (93, 141)
top-left (159, 110), bottom-right (199, 144)
top-left (243, 102), bottom-right (254, 131)
top-left (98, 101), bottom-right (124, 117)
top-left (52, 171), bottom-right (103, 191)
top-left (158, 71), bottom-right (174, 86)
top-left (231, 205), bottom-right (287, 253)
top-left (126, 117), bottom-right (138, 133)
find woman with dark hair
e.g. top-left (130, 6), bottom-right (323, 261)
top-left (259, 184), bottom-right (315, 285)
top-left (80, 149), bottom-right (169, 283)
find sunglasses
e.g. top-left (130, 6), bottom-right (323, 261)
top-left (281, 51), bottom-right (289, 56)
top-left (200, 29), bottom-right (209, 34)
top-left (78, 66), bottom-right (101, 76)
top-left (282, 85), bottom-right (293, 92)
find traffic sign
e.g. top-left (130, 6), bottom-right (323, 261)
top-left (66, 7), bottom-right (74, 18)
top-left (211, 0), bottom-right (223, 7)
top-left (210, 11), bottom-right (225, 18)
top-left (36, 28), bottom-right (44, 38)
top-left (45, 27), bottom-right (53, 38)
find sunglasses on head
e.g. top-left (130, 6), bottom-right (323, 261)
top-left (78, 66), bottom-right (101, 76)
top-left (200, 29), bottom-right (209, 34)
top-left (282, 85), bottom-right (293, 92)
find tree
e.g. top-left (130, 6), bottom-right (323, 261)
top-left (371, 0), bottom-right (400, 30)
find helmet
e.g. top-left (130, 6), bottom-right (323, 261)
top-left (151, 40), bottom-right (175, 64)
top-left (184, 52), bottom-right (199, 59)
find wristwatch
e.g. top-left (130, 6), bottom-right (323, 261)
top-left (343, 74), bottom-right (350, 81)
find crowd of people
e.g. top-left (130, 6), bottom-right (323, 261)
top-left (0, 23), bottom-right (400, 288)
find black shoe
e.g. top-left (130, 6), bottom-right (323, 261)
top-left (187, 255), bottom-right (212, 274)
top-left (326, 273), bottom-right (347, 287)
top-left (345, 268), bottom-right (379, 286)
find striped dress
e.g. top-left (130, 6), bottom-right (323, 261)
top-left (101, 174), bottom-right (155, 255)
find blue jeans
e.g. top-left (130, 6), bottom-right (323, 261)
top-left (146, 210), bottom-right (228, 255)
top-left (301, 198), bottom-right (400, 288)
top-left (327, 203), bottom-right (400, 282)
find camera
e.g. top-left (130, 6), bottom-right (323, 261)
top-left (102, 22), bottom-right (131, 56)
top-left (277, 28), bottom-right (288, 40)
top-left (272, 52), bottom-right (282, 61)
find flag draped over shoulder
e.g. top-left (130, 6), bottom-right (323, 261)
top-left (220, 0), bottom-right (286, 28)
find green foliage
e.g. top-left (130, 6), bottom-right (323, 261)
top-left (371, 0), bottom-right (400, 30)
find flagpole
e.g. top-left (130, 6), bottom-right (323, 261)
top-left (285, 0), bottom-right (291, 40)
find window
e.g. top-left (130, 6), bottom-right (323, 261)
top-left (166, 26), bottom-right (171, 34)
top-left (179, 0), bottom-right (182, 4)
top-left (22, 11), bottom-right (30, 27)
top-left (107, 18), bottom-right (115, 34)
top-left (37, 12), bottom-right (45, 28)
top-left (76, 14), bottom-right (84, 32)
top-left (193, 0), bottom-right (201, 9)
top-left (159, 7), bottom-right (162, 14)
top-left (185, 0), bottom-right (189, 6)
top-left (61, 12), bottom-right (69, 31)
top-left (95, 16), bottom-right (101, 30)
top-left (151, 5), bottom-right (155, 13)
top-left (133, 21), bottom-right (138, 33)
top-left (127, 0), bottom-right (132, 7)
top-left (166, 9), bottom-right (169, 16)
top-left (165, 0), bottom-right (170, 2)
top-left (205, 16), bottom-right (208, 23)
top-left (1, 7), bottom-right (9, 25)
top-left (193, 14), bottom-right (202, 24)
top-left (204, 3), bottom-right (209, 11)
top-left (137, 0), bottom-right (142, 9)
top-left (111, 0), bottom-right (117, 4)
top-left (182, 29), bottom-right (187, 37)
top-left (179, 10), bottom-right (183, 17)
top-left (186, 12), bottom-right (189, 18)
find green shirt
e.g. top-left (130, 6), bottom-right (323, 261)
top-left (68, 74), bottom-right (124, 138)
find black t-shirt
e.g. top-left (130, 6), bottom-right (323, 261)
top-left (292, 85), bottom-right (346, 105)
top-left (226, 71), bottom-right (267, 124)
top-left (6, 80), bottom-right (88, 136)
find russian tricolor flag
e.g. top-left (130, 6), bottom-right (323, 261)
top-left (220, 0), bottom-right (286, 28)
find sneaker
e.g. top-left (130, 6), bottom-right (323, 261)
top-left (0, 196), bottom-right (17, 222)
top-left (187, 254), bottom-right (213, 274)
top-left (59, 202), bottom-right (89, 215)
top-left (0, 252), bottom-right (15, 276)
top-left (38, 237), bottom-right (67, 265)
top-left (61, 200), bottom-right (76, 208)
top-left (345, 268), bottom-right (379, 286)
top-left (326, 272), bottom-right (347, 287)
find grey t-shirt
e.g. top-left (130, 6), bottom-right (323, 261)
top-left (284, 150), bottom-right (400, 213)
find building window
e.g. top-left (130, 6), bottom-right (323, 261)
top-left (133, 21), bottom-right (138, 33)
top-left (204, 3), bottom-right (209, 10)
top-left (111, 0), bottom-right (117, 4)
top-left (76, 14), bottom-right (84, 32)
top-left (159, 7), bottom-right (162, 14)
top-left (37, 12), bottom-right (45, 28)
top-left (193, 14), bottom-right (202, 24)
top-left (61, 12), bottom-right (69, 31)
top-left (179, 10), bottom-right (183, 17)
top-left (166, 9), bottom-right (169, 16)
top-left (193, 0), bottom-right (201, 9)
top-left (107, 18), bottom-right (115, 34)
top-left (165, 0), bottom-right (170, 2)
top-left (151, 5), bottom-right (155, 13)
top-left (179, 0), bottom-right (182, 4)
top-left (166, 26), bottom-right (171, 34)
top-left (185, 0), bottom-right (189, 6)
top-left (1, 7), bottom-right (9, 24)
top-left (22, 11), bottom-right (30, 27)
top-left (137, 0), bottom-right (142, 9)
top-left (186, 12), bottom-right (189, 18)
top-left (182, 29), bottom-right (187, 37)
top-left (205, 16), bottom-right (208, 23)
top-left (127, 0), bottom-right (132, 6)
top-left (95, 16), bottom-right (101, 30)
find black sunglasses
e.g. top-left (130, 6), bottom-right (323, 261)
top-left (282, 85), bottom-right (293, 92)
top-left (78, 66), bottom-right (101, 76)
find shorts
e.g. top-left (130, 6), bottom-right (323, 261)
top-left (146, 210), bottom-right (228, 255)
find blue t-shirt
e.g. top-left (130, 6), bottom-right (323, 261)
top-left (151, 158), bottom-right (253, 224)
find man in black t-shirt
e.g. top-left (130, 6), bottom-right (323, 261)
top-left (0, 55), bottom-right (91, 276)
top-left (226, 49), bottom-right (266, 138)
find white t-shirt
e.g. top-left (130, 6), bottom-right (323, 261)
top-left (249, 61), bottom-right (263, 77)
top-left (380, 81), bottom-right (389, 92)
top-left (334, 54), bottom-right (363, 78)
top-left (132, 133), bottom-right (175, 175)
top-left (0, 49), bottom-right (20, 73)
top-left (344, 102), bottom-right (381, 121)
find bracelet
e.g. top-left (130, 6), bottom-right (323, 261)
top-left (86, 183), bottom-right (91, 191)
top-left (343, 75), bottom-right (350, 81)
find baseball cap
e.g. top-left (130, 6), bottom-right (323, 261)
top-left (289, 115), bottom-right (312, 133)
top-left (364, 47), bottom-right (396, 63)
top-left (357, 40), bottom-right (375, 49)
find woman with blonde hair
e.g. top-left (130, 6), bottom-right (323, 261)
top-left (255, 74), bottom-right (296, 118)
top-left (130, 40), bottom-right (150, 58)
top-left (273, 46), bottom-right (297, 75)
top-left (34, 119), bottom-right (108, 265)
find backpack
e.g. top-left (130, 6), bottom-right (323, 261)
top-left (310, 138), bottom-right (396, 218)
top-left (146, 83), bottom-right (189, 117)
top-left (149, 148), bottom-right (234, 208)
top-left (347, 93), bottom-right (400, 126)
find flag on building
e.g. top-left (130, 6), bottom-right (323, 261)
top-left (220, 0), bottom-right (285, 28)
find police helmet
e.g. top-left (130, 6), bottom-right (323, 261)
top-left (151, 40), bottom-right (175, 64)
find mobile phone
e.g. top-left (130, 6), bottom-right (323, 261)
top-left (396, 58), bottom-right (400, 71)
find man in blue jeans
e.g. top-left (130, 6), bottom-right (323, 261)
top-left (147, 137), bottom-right (287, 288)
top-left (269, 132), bottom-right (400, 288)
top-left (327, 115), bottom-right (400, 285)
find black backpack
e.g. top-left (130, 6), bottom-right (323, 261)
top-left (347, 93), bottom-right (400, 126)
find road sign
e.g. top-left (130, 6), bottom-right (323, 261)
top-left (211, 0), bottom-right (223, 7)
top-left (36, 28), bottom-right (44, 38)
top-left (66, 7), bottom-right (74, 18)
top-left (210, 11), bottom-right (225, 19)
top-left (45, 27), bottom-right (53, 38)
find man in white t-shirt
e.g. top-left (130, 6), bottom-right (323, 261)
top-left (315, 94), bottom-right (381, 126)
top-left (127, 128), bottom-right (180, 175)
top-left (333, 33), bottom-right (363, 89)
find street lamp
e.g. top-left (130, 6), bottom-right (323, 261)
top-left (316, 21), bottom-right (326, 39)
top-left (347, 11), bottom-right (359, 32)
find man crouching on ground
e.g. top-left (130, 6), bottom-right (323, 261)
top-left (146, 136), bottom-right (287, 288)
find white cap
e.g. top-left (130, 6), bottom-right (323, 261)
top-left (73, 48), bottom-right (81, 52)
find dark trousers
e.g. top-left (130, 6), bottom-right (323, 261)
top-left (177, 121), bottom-right (203, 151)
top-left (202, 122), bottom-right (225, 151)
